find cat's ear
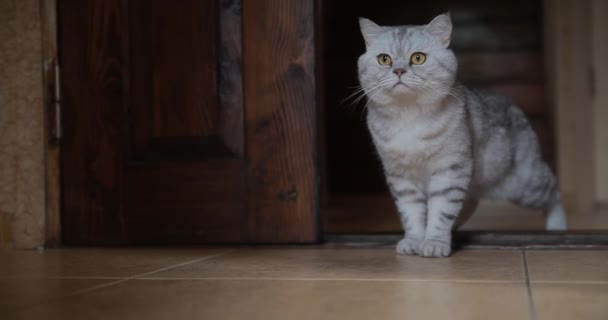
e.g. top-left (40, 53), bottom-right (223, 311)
top-left (359, 18), bottom-right (383, 47)
top-left (425, 12), bottom-right (452, 48)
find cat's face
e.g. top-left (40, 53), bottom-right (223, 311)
top-left (357, 14), bottom-right (457, 105)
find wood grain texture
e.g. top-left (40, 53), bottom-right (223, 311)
top-left (59, 0), bottom-right (269, 244)
top-left (127, 161), bottom-right (247, 243)
top-left (219, 0), bottom-right (244, 157)
top-left (457, 52), bottom-right (543, 83)
top-left (129, 0), bottom-right (219, 154)
top-left (451, 23), bottom-right (541, 51)
top-left (124, 0), bottom-right (249, 243)
top-left (243, 0), bottom-right (319, 242)
top-left (323, 0), bottom-right (540, 26)
top-left (59, 0), bottom-right (128, 244)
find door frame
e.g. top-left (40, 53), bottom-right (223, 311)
top-left (41, 0), bottom-right (61, 247)
top-left (543, 0), bottom-right (597, 216)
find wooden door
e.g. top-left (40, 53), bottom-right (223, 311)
top-left (58, 0), bottom-right (319, 244)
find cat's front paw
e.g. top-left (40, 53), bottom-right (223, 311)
top-left (396, 238), bottom-right (422, 255)
top-left (420, 239), bottom-right (451, 258)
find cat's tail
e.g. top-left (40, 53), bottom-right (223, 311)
top-left (545, 194), bottom-right (568, 231)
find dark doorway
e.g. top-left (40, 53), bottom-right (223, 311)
top-left (320, 0), bottom-right (553, 234)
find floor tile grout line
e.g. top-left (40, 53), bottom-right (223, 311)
top-left (134, 277), bottom-right (525, 283)
top-left (4, 250), bottom-right (235, 315)
top-left (530, 280), bottom-right (608, 285)
top-left (54, 250), bottom-right (234, 298)
top-left (129, 250), bottom-right (235, 280)
top-left (19, 275), bottom-right (608, 284)
top-left (4, 278), bottom-right (130, 315)
top-left (32, 276), bottom-right (126, 280)
top-left (522, 249), bottom-right (537, 320)
top-left (62, 279), bottom-right (131, 297)
top-left (0, 276), bottom-right (126, 280)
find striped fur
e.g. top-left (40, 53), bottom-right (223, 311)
top-left (358, 14), bottom-right (567, 257)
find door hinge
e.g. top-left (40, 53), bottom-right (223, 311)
top-left (50, 60), bottom-right (62, 143)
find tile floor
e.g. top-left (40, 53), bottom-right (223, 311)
top-left (1, 246), bottom-right (607, 320)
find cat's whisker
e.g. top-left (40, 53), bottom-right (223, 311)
top-left (363, 83), bottom-right (392, 110)
top-left (352, 78), bottom-right (393, 106)
top-left (341, 86), bottom-right (367, 104)
top-left (407, 76), bottom-right (464, 104)
top-left (341, 89), bottom-right (378, 112)
top-left (344, 77), bottom-right (392, 107)
top-left (349, 77), bottom-right (395, 120)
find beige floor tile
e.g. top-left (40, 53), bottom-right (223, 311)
top-left (526, 250), bottom-right (608, 283)
top-left (533, 283), bottom-right (608, 320)
top-left (10, 279), bottom-right (530, 320)
top-left (0, 278), bottom-right (112, 312)
top-left (0, 248), bottom-right (226, 278)
top-left (145, 248), bottom-right (525, 282)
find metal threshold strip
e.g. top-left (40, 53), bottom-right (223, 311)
top-left (325, 231), bottom-right (608, 249)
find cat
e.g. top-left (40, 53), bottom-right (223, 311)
top-left (357, 13), bottom-right (567, 258)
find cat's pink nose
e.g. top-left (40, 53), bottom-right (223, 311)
top-left (393, 68), bottom-right (406, 77)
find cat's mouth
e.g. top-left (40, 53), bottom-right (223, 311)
top-left (392, 81), bottom-right (409, 89)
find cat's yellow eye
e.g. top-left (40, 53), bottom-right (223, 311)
top-left (410, 52), bottom-right (427, 65)
top-left (377, 54), bottom-right (392, 66)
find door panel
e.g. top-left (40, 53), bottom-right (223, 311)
top-left (59, 0), bottom-right (319, 244)
top-left (129, 0), bottom-right (225, 156)
top-left (60, 0), bottom-right (128, 244)
top-left (243, 0), bottom-right (319, 242)
top-left (127, 161), bottom-right (247, 243)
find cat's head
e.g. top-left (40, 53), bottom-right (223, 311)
top-left (357, 13), bottom-right (457, 106)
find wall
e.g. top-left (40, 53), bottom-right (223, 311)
top-left (593, 0), bottom-right (608, 204)
top-left (0, 0), bottom-right (46, 248)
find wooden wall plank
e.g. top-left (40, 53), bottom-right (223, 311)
top-left (451, 24), bottom-right (541, 51)
top-left (243, 0), bottom-right (319, 242)
top-left (458, 52), bottom-right (543, 83)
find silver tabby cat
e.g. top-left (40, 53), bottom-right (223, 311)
top-left (358, 13), bottom-right (567, 258)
